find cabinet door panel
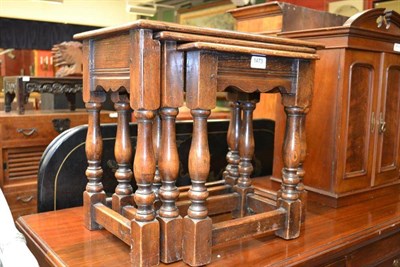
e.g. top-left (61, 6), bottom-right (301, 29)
top-left (345, 64), bottom-right (372, 176)
top-left (375, 53), bottom-right (400, 185)
top-left (338, 50), bottom-right (380, 193)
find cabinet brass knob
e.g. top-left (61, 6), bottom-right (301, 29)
top-left (379, 112), bottom-right (386, 134)
top-left (393, 258), bottom-right (400, 267)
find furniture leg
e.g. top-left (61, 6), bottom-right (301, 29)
top-left (276, 111), bottom-right (307, 223)
top-left (223, 96), bottom-right (241, 186)
top-left (297, 112), bottom-right (307, 223)
top-left (152, 111), bottom-right (162, 201)
top-left (112, 96), bottom-right (134, 213)
top-left (84, 102), bottom-right (106, 230)
top-left (182, 109), bottom-right (212, 267)
top-left (157, 107), bottom-right (182, 263)
top-left (17, 78), bottom-right (26, 114)
top-left (233, 99), bottom-right (256, 218)
top-left (4, 92), bottom-right (15, 112)
top-left (65, 92), bottom-right (77, 111)
top-left (131, 109), bottom-right (159, 267)
top-left (276, 106), bottom-right (305, 239)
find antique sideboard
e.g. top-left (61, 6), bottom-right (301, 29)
top-left (0, 110), bottom-right (115, 220)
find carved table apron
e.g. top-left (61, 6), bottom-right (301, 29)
top-left (3, 76), bottom-right (82, 114)
top-left (74, 20), bottom-right (320, 267)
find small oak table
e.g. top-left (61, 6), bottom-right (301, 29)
top-left (3, 76), bottom-right (82, 114)
top-left (73, 20), bottom-right (320, 266)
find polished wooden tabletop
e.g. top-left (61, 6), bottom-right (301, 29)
top-left (16, 178), bottom-right (400, 266)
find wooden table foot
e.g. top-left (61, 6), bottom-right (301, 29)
top-left (158, 216), bottom-right (183, 263)
top-left (131, 219), bottom-right (160, 267)
top-left (83, 191), bottom-right (106, 230)
top-left (275, 198), bottom-right (301, 239)
top-left (232, 186), bottom-right (255, 218)
top-left (182, 216), bottom-right (212, 266)
top-left (112, 194), bottom-right (135, 213)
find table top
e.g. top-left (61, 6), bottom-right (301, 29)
top-left (16, 178), bottom-right (400, 266)
top-left (73, 19), bottom-right (323, 50)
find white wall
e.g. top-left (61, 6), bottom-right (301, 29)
top-left (0, 0), bottom-right (138, 27)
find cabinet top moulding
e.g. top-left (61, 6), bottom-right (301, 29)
top-left (280, 8), bottom-right (400, 53)
top-left (228, 1), bottom-right (349, 35)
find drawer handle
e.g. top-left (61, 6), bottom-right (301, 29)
top-left (17, 128), bottom-right (37, 136)
top-left (394, 258), bottom-right (400, 267)
top-left (16, 195), bottom-right (34, 203)
top-left (379, 112), bottom-right (386, 134)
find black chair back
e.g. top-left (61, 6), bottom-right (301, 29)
top-left (38, 119), bottom-right (274, 212)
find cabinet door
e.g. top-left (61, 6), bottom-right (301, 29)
top-left (337, 50), bottom-right (380, 193)
top-left (374, 53), bottom-right (400, 186)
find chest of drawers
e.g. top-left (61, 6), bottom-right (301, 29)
top-left (0, 110), bottom-right (115, 219)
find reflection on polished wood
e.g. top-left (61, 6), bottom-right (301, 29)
top-left (16, 178), bottom-right (400, 266)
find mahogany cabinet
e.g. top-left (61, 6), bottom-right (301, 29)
top-left (274, 9), bottom-right (400, 206)
top-left (0, 110), bottom-right (115, 219)
top-left (228, 2), bottom-right (347, 120)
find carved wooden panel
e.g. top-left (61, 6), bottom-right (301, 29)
top-left (337, 50), bottom-right (380, 193)
top-left (344, 63), bottom-right (373, 177)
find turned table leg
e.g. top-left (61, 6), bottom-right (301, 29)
top-left (223, 97), bottom-right (241, 186)
top-left (182, 50), bottom-right (216, 266)
top-left (276, 106), bottom-right (306, 239)
top-left (157, 107), bottom-right (182, 263)
top-left (84, 102), bottom-right (106, 230)
top-left (131, 109), bottom-right (160, 267)
top-left (233, 99), bottom-right (256, 218)
top-left (4, 92), bottom-right (15, 112)
top-left (152, 111), bottom-right (162, 202)
top-left (297, 112), bottom-right (307, 223)
top-left (182, 109), bottom-right (212, 267)
top-left (17, 79), bottom-right (27, 114)
top-left (112, 97), bottom-right (134, 213)
top-left (65, 92), bottom-right (77, 111)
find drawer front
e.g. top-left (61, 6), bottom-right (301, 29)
top-left (1, 117), bottom-right (59, 142)
top-left (0, 112), bottom-right (115, 143)
top-left (3, 182), bottom-right (37, 220)
top-left (348, 231), bottom-right (400, 266)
